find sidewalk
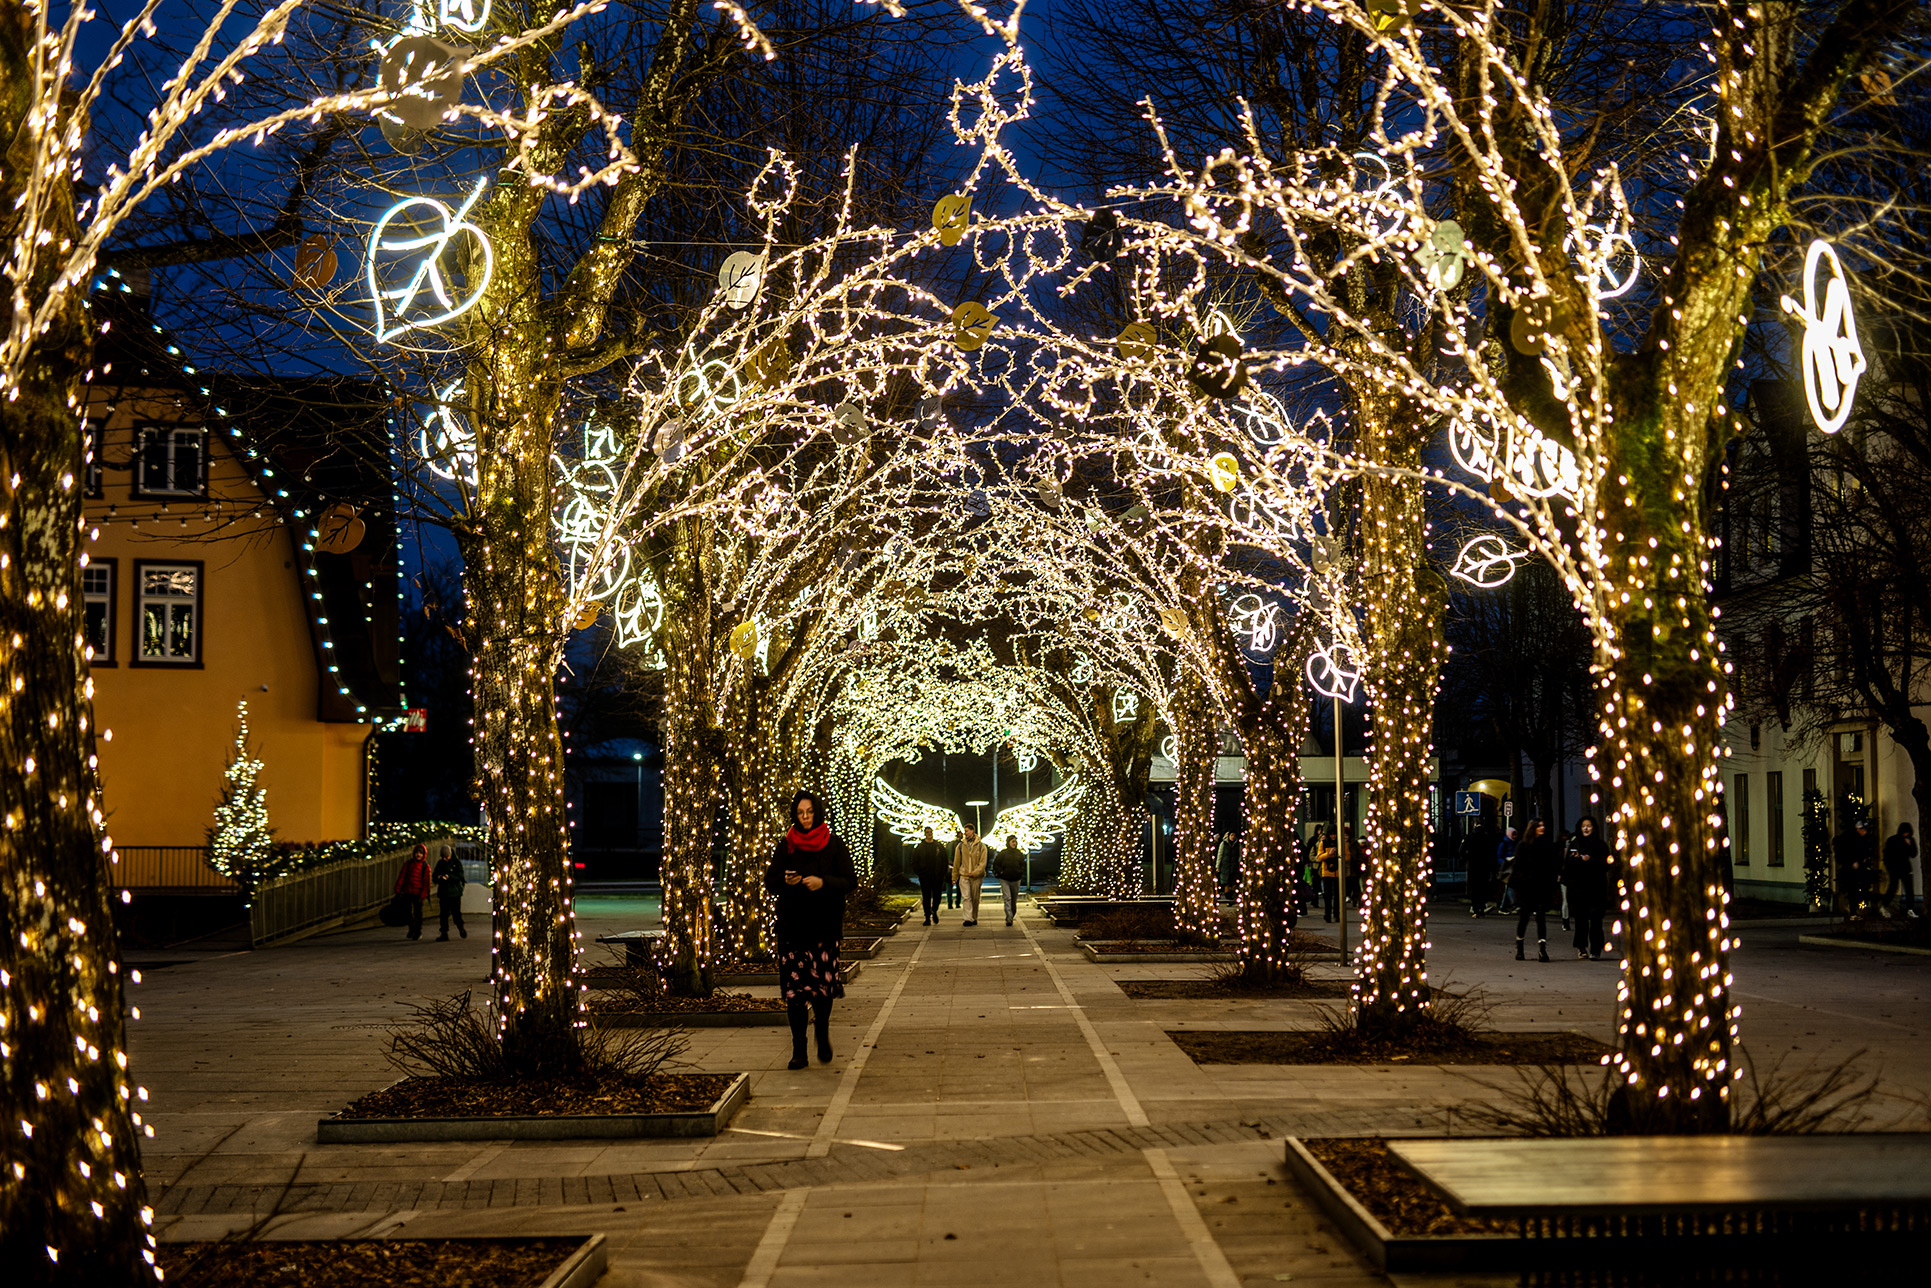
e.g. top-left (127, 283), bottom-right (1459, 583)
top-left (133, 891), bottom-right (1931, 1287)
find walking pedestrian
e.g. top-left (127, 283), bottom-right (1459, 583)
top-left (765, 791), bottom-right (856, 1070)
top-left (1836, 816), bottom-right (1877, 914)
top-left (1509, 819), bottom-right (1560, 962)
top-left (431, 844), bottom-right (467, 941)
top-left (394, 843), bottom-right (431, 941)
top-left (1342, 823), bottom-right (1363, 907)
top-left (993, 833), bottom-right (1026, 926)
top-left (1462, 824), bottom-right (1496, 917)
top-left (1317, 828), bottom-right (1341, 923)
top-left (1561, 817), bottom-right (1611, 959)
top-left (1216, 831), bottom-right (1242, 898)
top-left (952, 826), bottom-right (988, 926)
top-left (1495, 826), bottom-right (1520, 913)
top-left (911, 826), bottom-right (949, 925)
top-left (1882, 821), bottom-right (1920, 918)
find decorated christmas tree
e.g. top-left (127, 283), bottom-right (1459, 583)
top-left (208, 700), bottom-right (275, 891)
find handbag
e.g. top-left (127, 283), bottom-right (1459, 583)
top-left (377, 893), bottom-right (412, 926)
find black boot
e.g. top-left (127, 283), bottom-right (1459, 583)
top-left (1515, 939), bottom-right (1525, 961)
top-left (787, 999), bottom-right (809, 1070)
top-left (1537, 940), bottom-right (1549, 963)
top-left (812, 1001), bottom-right (833, 1064)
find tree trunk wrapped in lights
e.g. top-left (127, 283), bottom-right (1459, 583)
top-left (656, 518), bottom-right (719, 996)
top-left (1354, 396), bottom-right (1448, 1035)
top-left (1168, 670), bottom-right (1222, 943)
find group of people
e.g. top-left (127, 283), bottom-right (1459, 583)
top-left (391, 842), bottom-right (469, 942)
top-left (907, 826), bottom-right (1028, 926)
top-left (1835, 817), bottom-right (1921, 918)
top-left (1461, 818), bottom-right (1615, 961)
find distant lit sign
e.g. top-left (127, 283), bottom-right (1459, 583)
top-left (403, 708), bottom-right (428, 733)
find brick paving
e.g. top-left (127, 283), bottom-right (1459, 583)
top-left (130, 892), bottom-right (1931, 1287)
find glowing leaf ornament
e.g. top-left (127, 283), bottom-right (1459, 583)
top-left (1206, 451), bottom-right (1241, 493)
top-left (314, 503), bottom-right (365, 554)
top-left (379, 35), bottom-right (467, 130)
top-left (1571, 223), bottom-right (1642, 301)
top-left (951, 300), bottom-right (996, 352)
top-left (1365, 0), bottom-right (1418, 33)
top-left (1158, 606), bottom-right (1188, 637)
top-left (420, 381), bottom-right (477, 485)
top-left (915, 394), bottom-right (946, 437)
top-left (1188, 335), bottom-right (1247, 399)
top-left (1780, 239), bottom-right (1866, 435)
top-left (832, 401), bottom-right (867, 444)
top-left (436, 0), bottom-right (492, 35)
top-left (1414, 219), bottom-right (1467, 291)
top-left (730, 620), bottom-right (759, 661)
top-left (1116, 321), bottom-right (1157, 363)
top-left (1450, 534), bottom-right (1531, 588)
top-left (718, 251), bottom-right (762, 309)
top-left (292, 235), bottom-right (337, 289)
top-left (1306, 644), bottom-right (1363, 703)
top-left (932, 193), bottom-right (971, 247)
top-left (1080, 209), bottom-right (1123, 261)
top-left (367, 178), bottom-right (494, 343)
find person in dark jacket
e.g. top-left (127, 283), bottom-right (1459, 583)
top-left (1836, 817), bottom-right (1877, 914)
top-left (1509, 819), bottom-right (1561, 962)
top-left (431, 845), bottom-right (467, 941)
top-left (1882, 821), bottom-right (1919, 918)
top-left (993, 834), bottom-right (1026, 925)
top-left (394, 844), bottom-right (432, 941)
top-left (1560, 817), bottom-right (1611, 959)
top-left (910, 827), bottom-right (950, 925)
top-left (1462, 825), bottom-right (1496, 917)
top-left (764, 791), bottom-right (857, 1070)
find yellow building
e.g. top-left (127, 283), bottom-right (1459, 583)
top-left (82, 299), bottom-right (402, 866)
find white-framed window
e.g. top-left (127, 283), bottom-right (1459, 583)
top-left (134, 561), bottom-right (201, 665)
top-left (84, 421), bottom-right (105, 498)
top-left (83, 559), bottom-right (116, 664)
top-left (134, 425), bottom-right (206, 497)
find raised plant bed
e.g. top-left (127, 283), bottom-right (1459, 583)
top-left (1117, 976), bottom-right (1349, 1000)
top-left (1284, 1138), bottom-right (1511, 1272)
top-left (1799, 930), bottom-right (1931, 956)
top-left (317, 1074), bottom-right (749, 1143)
top-left (1169, 1029), bottom-right (1611, 1066)
top-left (158, 1235), bottom-right (607, 1288)
top-left (716, 960), bottom-right (862, 988)
top-left (589, 990), bottom-right (786, 1027)
top-left (1081, 939), bottom-right (1236, 964)
top-left (840, 935), bottom-right (885, 960)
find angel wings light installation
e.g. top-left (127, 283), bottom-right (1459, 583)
top-left (871, 775), bottom-right (1086, 851)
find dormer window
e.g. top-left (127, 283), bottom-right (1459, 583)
top-left (134, 425), bottom-right (206, 498)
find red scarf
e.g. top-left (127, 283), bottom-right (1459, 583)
top-left (787, 823), bottom-right (830, 852)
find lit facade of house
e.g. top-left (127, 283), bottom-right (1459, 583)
top-left (81, 298), bottom-right (403, 872)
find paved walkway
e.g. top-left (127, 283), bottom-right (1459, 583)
top-left (130, 891), bottom-right (1931, 1287)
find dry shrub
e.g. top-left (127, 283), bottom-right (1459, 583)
top-left (1200, 931), bottom-right (1323, 988)
top-left (1461, 1048), bottom-right (1889, 1137)
top-left (1294, 977), bottom-right (1495, 1061)
top-left (385, 989), bottom-right (687, 1086)
top-left (1077, 905), bottom-right (1176, 943)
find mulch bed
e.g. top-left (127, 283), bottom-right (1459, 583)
top-left (1301, 1139), bottom-right (1507, 1237)
top-left (158, 1240), bottom-right (580, 1288)
top-left (587, 990), bottom-right (782, 1014)
top-left (1118, 977), bottom-right (1350, 1000)
top-left (1167, 1028), bottom-right (1610, 1066)
top-left (337, 1073), bottom-right (736, 1120)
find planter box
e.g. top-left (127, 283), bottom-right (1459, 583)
top-left (1283, 1138), bottom-right (1514, 1273)
top-left (316, 1073), bottom-right (750, 1143)
top-left (597, 1008), bottom-right (786, 1028)
top-left (159, 1237), bottom-right (607, 1288)
top-left (841, 936), bottom-right (885, 960)
top-left (1081, 940), bottom-right (1236, 964)
top-left (1798, 933), bottom-right (1931, 957)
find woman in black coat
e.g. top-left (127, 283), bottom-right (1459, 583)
top-left (1561, 816), bottom-right (1612, 960)
top-left (1508, 819), bottom-right (1562, 962)
top-left (763, 791), bottom-right (857, 1070)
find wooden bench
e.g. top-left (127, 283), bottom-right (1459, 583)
top-left (593, 929), bottom-right (664, 968)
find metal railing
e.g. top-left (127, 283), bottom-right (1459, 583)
top-left (251, 838), bottom-right (482, 947)
top-left (114, 846), bottom-right (239, 893)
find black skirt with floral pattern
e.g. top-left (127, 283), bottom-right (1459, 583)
top-left (778, 943), bottom-right (845, 1003)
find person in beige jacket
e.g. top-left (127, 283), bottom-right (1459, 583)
top-left (951, 827), bottom-right (989, 926)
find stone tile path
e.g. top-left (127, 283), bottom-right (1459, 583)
top-left (131, 890), bottom-right (1931, 1287)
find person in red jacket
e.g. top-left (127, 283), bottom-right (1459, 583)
top-left (395, 843), bottom-right (432, 941)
